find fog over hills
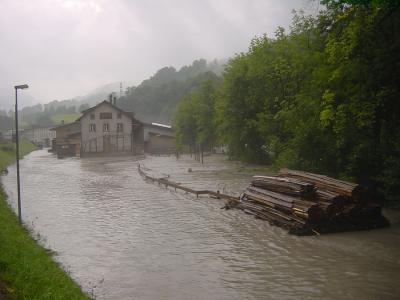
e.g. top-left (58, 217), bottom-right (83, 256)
top-left (0, 58), bottom-right (224, 129)
top-left (0, 81), bottom-right (133, 111)
top-left (0, 0), bottom-right (315, 111)
top-left (0, 88), bottom-right (39, 111)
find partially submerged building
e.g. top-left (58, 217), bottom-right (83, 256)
top-left (77, 100), bottom-right (144, 156)
top-left (50, 122), bottom-right (81, 158)
top-left (144, 123), bottom-right (176, 154)
top-left (51, 100), bottom-right (174, 158)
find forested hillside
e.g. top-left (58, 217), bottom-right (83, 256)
top-left (117, 59), bottom-right (224, 123)
top-left (174, 0), bottom-right (400, 203)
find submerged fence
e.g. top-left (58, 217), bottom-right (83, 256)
top-left (138, 164), bottom-right (239, 202)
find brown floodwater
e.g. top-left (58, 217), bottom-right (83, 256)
top-left (2, 150), bottom-right (400, 299)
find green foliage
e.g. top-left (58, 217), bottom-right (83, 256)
top-left (173, 78), bottom-right (220, 151)
top-left (12, 99), bottom-right (87, 129)
top-left (118, 59), bottom-right (224, 123)
top-left (79, 103), bottom-right (90, 112)
top-left (174, 2), bottom-right (400, 204)
top-left (0, 140), bottom-right (37, 172)
top-left (322, 0), bottom-right (400, 8)
top-left (50, 113), bottom-right (81, 125)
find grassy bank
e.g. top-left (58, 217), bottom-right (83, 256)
top-left (0, 141), bottom-right (89, 299)
top-left (0, 140), bottom-right (36, 172)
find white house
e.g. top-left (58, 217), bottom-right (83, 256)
top-left (76, 100), bottom-right (144, 156)
top-left (25, 127), bottom-right (56, 147)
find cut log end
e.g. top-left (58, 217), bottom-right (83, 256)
top-left (239, 169), bottom-right (390, 235)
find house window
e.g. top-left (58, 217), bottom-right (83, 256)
top-left (117, 112), bottom-right (122, 119)
top-left (103, 123), bottom-right (109, 132)
top-left (89, 124), bottom-right (96, 132)
top-left (100, 112), bottom-right (112, 119)
top-left (90, 113), bottom-right (95, 120)
top-left (117, 123), bottom-right (123, 132)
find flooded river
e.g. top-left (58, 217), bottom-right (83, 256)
top-left (2, 150), bottom-right (400, 299)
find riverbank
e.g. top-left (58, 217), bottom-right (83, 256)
top-left (0, 141), bottom-right (89, 299)
top-left (0, 140), bottom-right (36, 172)
top-left (2, 152), bottom-right (399, 299)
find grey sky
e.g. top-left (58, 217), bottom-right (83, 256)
top-left (0, 0), bottom-right (318, 110)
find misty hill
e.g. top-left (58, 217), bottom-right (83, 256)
top-left (118, 59), bottom-right (224, 123)
top-left (0, 59), bottom-right (224, 130)
top-left (0, 88), bottom-right (39, 111)
top-left (0, 82), bottom-right (134, 130)
top-left (75, 81), bottom-right (134, 107)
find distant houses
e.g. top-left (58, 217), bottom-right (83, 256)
top-left (25, 127), bottom-right (56, 147)
top-left (50, 100), bottom-right (175, 158)
top-left (0, 127), bottom-right (55, 147)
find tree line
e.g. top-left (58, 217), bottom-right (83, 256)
top-left (117, 59), bottom-right (225, 123)
top-left (173, 0), bottom-right (400, 204)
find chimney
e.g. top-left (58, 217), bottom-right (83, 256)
top-left (113, 96), bottom-right (117, 106)
top-left (109, 94), bottom-right (113, 103)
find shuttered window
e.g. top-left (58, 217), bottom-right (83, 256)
top-left (100, 112), bottom-right (112, 119)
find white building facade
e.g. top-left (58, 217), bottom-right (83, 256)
top-left (78, 101), bottom-right (143, 155)
top-left (26, 127), bottom-right (56, 147)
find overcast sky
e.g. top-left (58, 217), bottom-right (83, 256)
top-left (0, 0), bottom-right (319, 110)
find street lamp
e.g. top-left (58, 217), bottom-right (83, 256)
top-left (14, 84), bottom-right (29, 224)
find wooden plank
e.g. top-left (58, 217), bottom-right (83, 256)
top-left (247, 186), bottom-right (296, 204)
top-left (279, 168), bottom-right (361, 198)
top-left (251, 175), bottom-right (315, 197)
top-left (244, 190), bottom-right (293, 209)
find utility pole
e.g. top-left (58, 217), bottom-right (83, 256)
top-left (14, 84), bottom-right (29, 224)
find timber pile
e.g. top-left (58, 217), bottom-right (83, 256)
top-left (238, 169), bottom-right (390, 235)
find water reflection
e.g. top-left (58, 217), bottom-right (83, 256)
top-left (2, 150), bottom-right (400, 299)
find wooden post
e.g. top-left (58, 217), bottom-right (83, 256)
top-left (201, 144), bottom-right (204, 164)
top-left (131, 130), bottom-right (133, 153)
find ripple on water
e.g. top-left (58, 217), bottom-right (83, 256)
top-left (2, 150), bottom-right (400, 300)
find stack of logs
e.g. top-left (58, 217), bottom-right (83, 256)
top-left (237, 169), bottom-right (389, 235)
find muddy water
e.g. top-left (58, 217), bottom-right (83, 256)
top-left (2, 150), bottom-right (400, 300)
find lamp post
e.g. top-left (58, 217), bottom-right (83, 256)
top-left (14, 84), bottom-right (29, 224)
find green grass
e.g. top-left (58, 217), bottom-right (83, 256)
top-left (0, 140), bottom-right (37, 172)
top-left (50, 113), bottom-right (81, 125)
top-left (0, 141), bottom-right (90, 299)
